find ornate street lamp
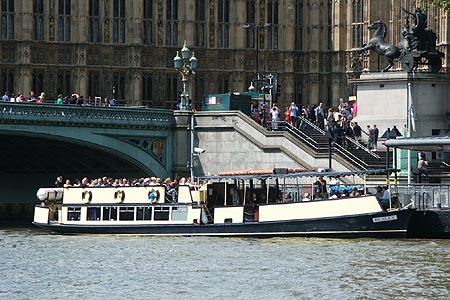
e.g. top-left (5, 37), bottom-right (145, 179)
top-left (173, 41), bottom-right (198, 110)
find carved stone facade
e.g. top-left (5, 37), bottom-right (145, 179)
top-left (0, 1), bottom-right (448, 109)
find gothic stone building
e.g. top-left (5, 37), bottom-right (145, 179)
top-left (0, 0), bottom-right (448, 109)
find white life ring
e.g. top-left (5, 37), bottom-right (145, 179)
top-left (114, 190), bottom-right (125, 203)
top-left (82, 190), bottom-right (92, 204)
top-left (148, 189), bottom-right (160, 203)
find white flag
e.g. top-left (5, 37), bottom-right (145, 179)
top-left (410, 102), bottom-right (416, 132)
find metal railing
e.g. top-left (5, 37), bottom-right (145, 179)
top-left (282, 117), bottom-right (371, 170)
top-left (0, 102), bottom-right (174, 129)
top-left (394, 184), bottom-right (450, 210)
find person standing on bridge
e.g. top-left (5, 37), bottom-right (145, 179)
top-left (2, 91), bottom-right (10, 102)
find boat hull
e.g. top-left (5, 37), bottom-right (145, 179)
top-left (33, 209), bottom-right (414, 238)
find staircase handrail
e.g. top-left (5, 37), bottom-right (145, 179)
top-left (280, 121), bottom-right (320, 151)
top-left (298, 116), bottom-right (379, 159)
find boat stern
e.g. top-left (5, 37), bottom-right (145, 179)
top-left (33, 206), bottom-right (50, 225)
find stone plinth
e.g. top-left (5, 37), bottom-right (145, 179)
top-left (352, 72), bottom-right (450, 138)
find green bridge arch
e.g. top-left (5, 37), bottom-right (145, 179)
top-left (0, 103), bottom-right (175, 179)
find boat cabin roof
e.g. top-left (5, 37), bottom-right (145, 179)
top-left (198, 168), bottom-right (396, 182)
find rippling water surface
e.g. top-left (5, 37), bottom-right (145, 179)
top-left (0, 228), bottom-right (449, 300)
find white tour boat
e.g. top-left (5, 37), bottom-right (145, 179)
top-left (33, 169), bottom-right (415, 237)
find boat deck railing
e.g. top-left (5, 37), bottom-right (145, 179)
top-left (257, 183), bottom-right (450, 210)
top-left (394, 184), bottom-right (450, 210)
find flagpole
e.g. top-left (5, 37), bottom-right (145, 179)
top-left (407, 82), bottom-right (412, 185)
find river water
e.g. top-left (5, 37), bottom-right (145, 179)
top-left (0, 228), bottom-right (449, 300)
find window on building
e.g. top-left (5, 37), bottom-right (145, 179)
top-left (267, 0), bottom-right (278, 49)
top-left (217, 0), bottom-right (230, 48)
top-left (58, 0), bottom-right (71, 41)
top-left (166, 0), bottom-right (178, 46)
top-left (195, 0), bottom-right (206, 47)
top-left (245, 0), bottom-right (256, 48)
top-left (113, 73), bottom-right (126, 101)
top-left (195, 76), bottom-right (205, 108)
top-left (142, 74), bottom-right (153, 106)
top-left (351, 0), bottom-right (363, 49)
top-left (88, 73), bottom-right (100, 100)
top-left (219, 78), bottom-right (229, 94)
top-left (1, 0), bottom-right (14, 40)
top-left (89, 0), bottom-right (100, 42)
top-left (33, 0), bottom-right (44, 40)
top-left (295, 0), bottom-right (303, 50)
top-left (327, 0), bottom-right (332, 50)
top-left (1, 70), bottom-right (14, 95)
top-left (57, 71), bottom-right (71, 97)
top-left (166, 75), bottom-right (178, 109)
top-left (295, 79), bottom-right (302, 104)
top-left (32, 72), bottom-right (44, 95)
top-left (143, 0), bottom-right (153, 45)
top-left (113, 0), bottom-right (125, 43)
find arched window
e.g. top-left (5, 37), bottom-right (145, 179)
top-left (58, 0), bottom-right (71, 41)
top-left (143, 0), bottom-right (153, 45)
top-left (166, 0), bottom-right (178, 46)
top-left (267, 0), bottom-right (278, 49)
top-left (195, 0), bottom-right (206, 47)
top-left (351, 0), bottom-right (363, 49)
top-left (295, 0), bottom-right (303, 50)
top-left (142, 74), bottom-right (153, 106)
top-left (246, 0), bottom-right (256, 49)
top-left (33, 0), bottom-right (44, 40)
top-left (1, 0), bottom-right (14, 40)
top-left (113, 0), bottom-right (125, 43)
top-left (217, 0), bottom-right (230, 48)
top-left (89, 0), bottom-right (100, 42)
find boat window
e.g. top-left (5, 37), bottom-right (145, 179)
top-left (136, 207), bottom-right (152, 221)
top-left (171, 206), bottom-right (188, 221)
top-left (119, 207), bottom-right (135, 221)
top-left (87, 207), bottom-right (101, 221)
top-left (67, 207), bottom-right (81, 221)
top-left (154, 206), bottom-right (170, 221)
top-left (103, 207), bottom-right (118, 221)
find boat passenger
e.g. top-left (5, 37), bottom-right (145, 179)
top-left (349, 187), bottom-right (360, 197)
top-left (381, 185), bottom-right (390, 210)
top-left (55, 176), bottom-right (63, 188)
top-left (283, 192), bottom-right (293, 203)
top-left (302, 192), bottom-right (311, 202)
top-left (314, 176), bottom-right (328, 199)
top-left (63, 179), bottom-right (72, 188)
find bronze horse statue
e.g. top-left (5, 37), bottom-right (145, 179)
top-left (359, 20), bottom-right (401, 72)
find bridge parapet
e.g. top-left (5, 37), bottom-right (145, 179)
top-left (0, 103), bottom-right (174, 129)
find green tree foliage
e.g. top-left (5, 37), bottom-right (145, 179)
top-left (420, 0), bottom-right (450, 11)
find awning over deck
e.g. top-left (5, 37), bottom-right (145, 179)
top-left (384, 135), bottom-right (450, 152)
top-left (198, 169), bottom-right (396, 182)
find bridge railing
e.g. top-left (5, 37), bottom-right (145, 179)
top-left (0, 103), bottom-right (174, 128)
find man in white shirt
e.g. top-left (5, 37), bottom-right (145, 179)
top-left (270, 103), bottom-right (280, 130)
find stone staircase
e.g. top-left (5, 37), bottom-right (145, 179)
top-left (282, 118), bottom-right (392, 171)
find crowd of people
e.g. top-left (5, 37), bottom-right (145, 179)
top-left (2, 90), bottom-right (47, 103)
top-left (311, 175), bottom-right (397, 210)
top-left (2, 90), bottom-right (117, 107)
top-left (55, 175), bottom-right (200, 203)
top-left (251, 99), bottom-right (389, 151)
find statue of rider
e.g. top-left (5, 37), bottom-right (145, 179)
top-left (411, 7), bottom-right (427, 35)
top-left (401, 7), bottom-right (428, 51)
